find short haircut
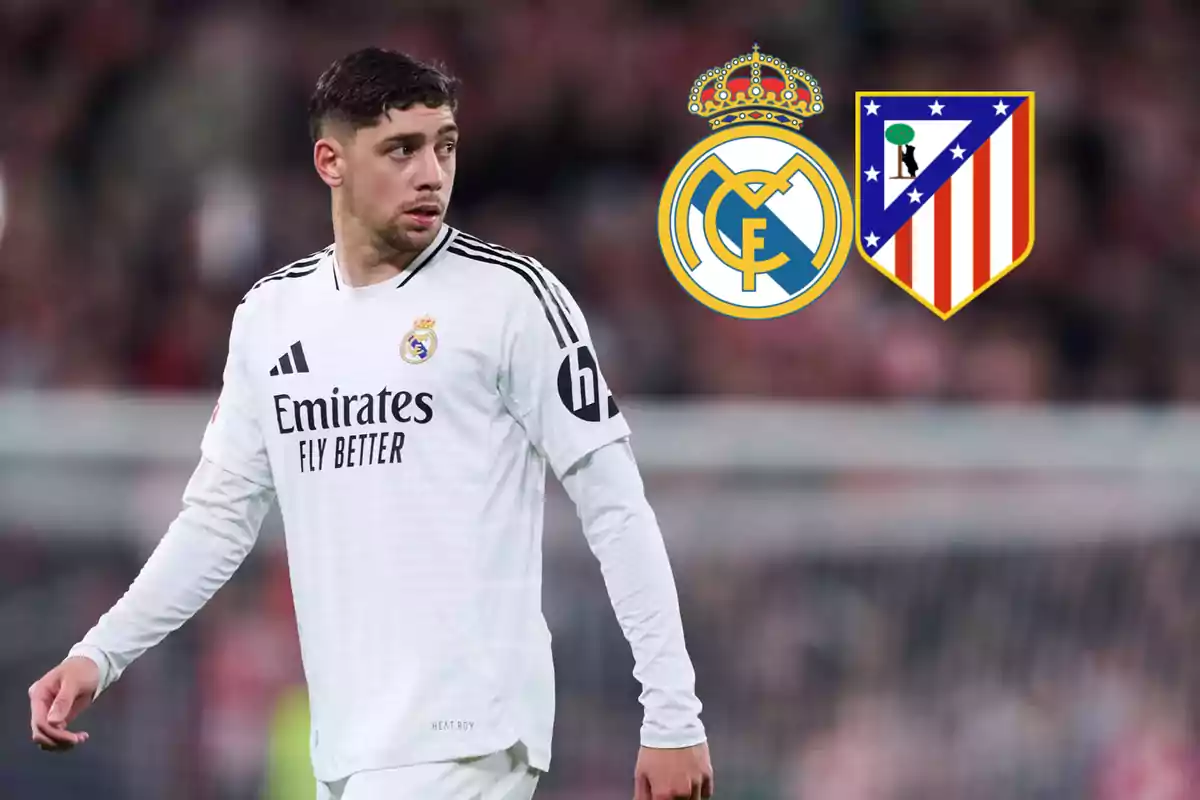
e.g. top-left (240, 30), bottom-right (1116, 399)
top-left (308, 47), bottom-right (460, 143)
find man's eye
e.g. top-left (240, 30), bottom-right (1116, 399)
top-left (390, 145), bottom-right (413, 158)
top-left (441, 141), bottom-right (457, 154)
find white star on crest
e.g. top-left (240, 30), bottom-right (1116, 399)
top-left (908, 188), bottom-right (923, 204)
top-left (993, 100), bottom-right (1009, 115)
top-left (929, 100), bottom-right (944, 116)
top-left (951, 144), bottom-right (966, 159)
top-left (864, 232), bottom-right (880, 248)
top-left (864, 100), bottom-right (880, 116)
top-left (865, 166), bottom-right (880, 182)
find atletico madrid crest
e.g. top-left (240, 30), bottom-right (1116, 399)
top-left (855, 91), bottom-right (1035, 319)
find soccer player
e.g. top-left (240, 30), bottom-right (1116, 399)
top-left (27, 48), bottom-right (713, 800)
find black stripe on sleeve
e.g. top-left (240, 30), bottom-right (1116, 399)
top-left (448, 244), bottom-right (568, 348)
top-left (240, 265), bottom-right (322, 305)
top-left (241, 246), bottom-right (333, 303)
top-left (457, 235), bottom-right (578, 342)
top-left (253, 247), bottom-right (330, 286)
top-left (453, 236), bottom-right (576, 333)
top-left (254, 266), bottom-right (320, 287)
top-left (451, 237), bottom-right (579, 344)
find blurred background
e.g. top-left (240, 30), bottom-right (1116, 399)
top-left (2, 0), bottom-right (1200, 797)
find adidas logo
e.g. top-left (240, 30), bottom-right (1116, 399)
top-left (269, 341), bottom-right (310, 376)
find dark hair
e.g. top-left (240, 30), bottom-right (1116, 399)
top-left (308, 47), bottom-right (460, 143)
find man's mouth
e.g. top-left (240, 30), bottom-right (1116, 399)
top-left (404, 204), bottom-right (441, 225)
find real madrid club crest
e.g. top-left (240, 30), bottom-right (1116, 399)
top-left (401, 315), bottom-right (437, 364)
top-left (658, 45), bottom-right (854, 319)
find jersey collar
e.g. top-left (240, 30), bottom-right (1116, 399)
top-left (332, 224), bottom-right (457, 295)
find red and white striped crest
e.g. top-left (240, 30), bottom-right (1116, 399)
top-left (855, 92), bottom-right (1035, 319)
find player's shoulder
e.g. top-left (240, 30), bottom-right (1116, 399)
top-left (237, 244), bottom-right (335, 315)
top-left (448, 226), bottom-right (583, 333)
top-left (446, 228), bottom-right (590, 347)
top-left (447, 228), bottom-right (566, 294)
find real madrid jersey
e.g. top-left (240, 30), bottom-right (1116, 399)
top-left (66, 224), bottom-right (707, 782)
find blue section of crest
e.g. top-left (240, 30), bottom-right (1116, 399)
top-left (858, 95), bottom-right (1029, 254)
top-left (689, 170), bottom-right (819, 295)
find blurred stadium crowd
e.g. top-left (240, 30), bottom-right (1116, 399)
top-left (2, 0), bottom-right (1200, 798)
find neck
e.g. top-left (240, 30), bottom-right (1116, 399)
top-left (331, 200), bottom-right (425, 288)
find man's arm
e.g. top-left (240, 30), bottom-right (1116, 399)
top-left (496, 258), bottom-right (705, 743)
top-left (495, 259), bottom-right (712, 795)
top-left (30, 299), bottom-right (276, 751)
top-left (29, 456), bottom-right (275, 751)
top-left (69, 456), bottom-right (275, 698)
top-left (71, 295), bottom-right (275, 697)
top-left (560, 438), bottom-right (706, 749)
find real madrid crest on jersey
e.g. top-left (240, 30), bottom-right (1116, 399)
top-left (658, 45), bottom-right (854, 319)
top-left (855, 92), bottom-right (1035, 319)
top-left (401, 315), bottom-right (437, 364)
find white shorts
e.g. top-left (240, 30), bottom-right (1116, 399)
top-left (316, 743), bottom-right (541, 800)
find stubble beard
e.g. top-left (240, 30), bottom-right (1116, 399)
top-left (341, 184), bottom-right (437, 264)
top-left (375, 213), bottom-right (438, 260)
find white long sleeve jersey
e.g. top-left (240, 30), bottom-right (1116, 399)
top-left (68, 225), bottom-right (705, 782)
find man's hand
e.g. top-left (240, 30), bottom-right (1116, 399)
top-left (29, 656), bottom-right (99, 752)
top-left (634, 741), bottom-right (714, 799)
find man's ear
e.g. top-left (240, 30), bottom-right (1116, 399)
top-left (314, 136), bottom-right (345, 188)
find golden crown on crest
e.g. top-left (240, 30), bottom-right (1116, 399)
top-left (688, 44), bottom-right (824, 130)
top-left (412, 315), bottom-right (436, 331)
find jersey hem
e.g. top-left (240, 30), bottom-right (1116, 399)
top-left (311, 734), bottom-right (550, 783)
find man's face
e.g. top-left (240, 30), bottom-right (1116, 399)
top-left (337, 104), bottom-right (457, 253)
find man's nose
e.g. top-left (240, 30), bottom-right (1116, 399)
top-left (413, 146), bottom-right (444, 192)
